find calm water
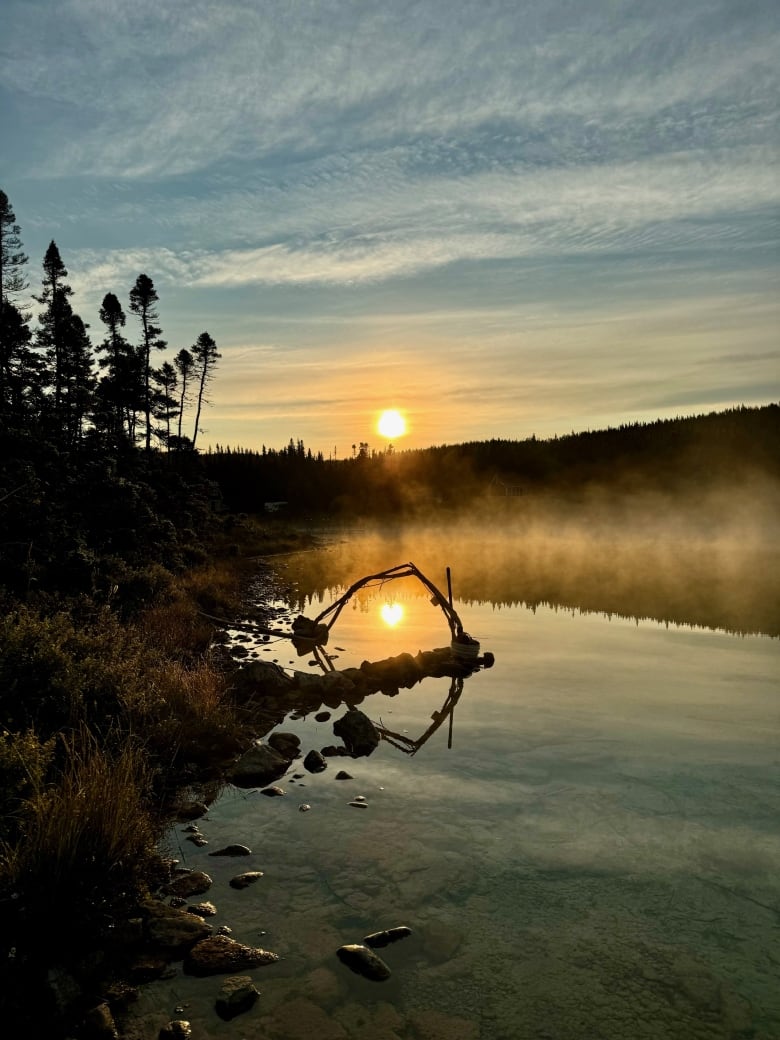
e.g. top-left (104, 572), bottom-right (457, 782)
top-left (126, 523), bottom-right (780, 1040)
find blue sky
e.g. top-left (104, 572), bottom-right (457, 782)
top-left (1, 0), bottom-right (778, 454)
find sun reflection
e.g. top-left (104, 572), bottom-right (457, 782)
top-left (380, 602), bottom-right (404, 627)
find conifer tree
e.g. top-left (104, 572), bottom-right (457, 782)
top-left (129, 273), bottom-right (166, 450)
top-left (35, 241), bottom-right (73, 423)
top-left (173, 347), bottom-right (195, 446)
top-left (0, 189), bottom-right (28, 308)
top-left (97, 292), bottom-right (140, 444)
top-left (190, 332), bottom-right (221, 450)
top-left (152, 360), bottom-right (179, 449)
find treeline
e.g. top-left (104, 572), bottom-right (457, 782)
top-left (202, 403), bottom-right (780, 516)
top-left (0, 187), bottom-right (227, 605)
top-left (1, 188), bottom-right (220, 454)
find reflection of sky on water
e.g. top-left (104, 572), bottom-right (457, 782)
top-left (127, 543), bottom-right (780, 1040)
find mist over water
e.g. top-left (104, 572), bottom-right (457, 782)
top-left (126, 509), bottom-right (779, 1040)
top-left (284, 493), bottom-right (780, 637)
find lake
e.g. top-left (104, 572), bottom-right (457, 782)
top-left (125, 521), bottom-right (780, 1040)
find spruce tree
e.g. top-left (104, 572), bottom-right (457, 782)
top-left (129, 273), bottom-right (166, 450)
top-left (190, 332), bottom-right (221, 450)
top-left (0, 189), bottom-right (28, 308)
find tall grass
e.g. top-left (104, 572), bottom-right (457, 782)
top-left (2, 727), bottom-right (160, 926)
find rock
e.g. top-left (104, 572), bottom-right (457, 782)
top-left (143, 899), bottom-right (212, 951)
top-left (159, 1022), bottom-right (192, 1040)
top-left (164, 870), bottom-right (213, 898)
top-left (183, 935), bottom-right (279, 976)
top-left (364, 925), bottom-right (412, 948)
top-left (333, 708), bottom-right (379, 757)
top-left (232, 660), bottom-right (293, 698)
top-left (187, 901), bottom-right (218, 918)
top-left (303, 749), bottom-right (327, 773)
top-left (321, 745), bottom-right (348, 757)
top-left (299, 803), bottom-right (312, 812)
top-left (215, 975), bottom-right (260, 1020)
top-left (209, 844), bottom-right (251, 857)
top-left (186, 834), bottom-right (208, 847)
top-left (348, 800), bottom-right (368, 809)
top-left (216, 925), bottom-right (233, 936)
top-left (336, 943), bottom-right (391, 981)
top-left (230, 742), bottom-right (291, 788)
top-left (230, 870), bottom-right (264, 889)
top-left (268, 731), bottom-right (301, 758)
top-left (81, 1001), bottom-right (119, 1040)
top-left (315, 711), bottom-right (331, 722)
top-left (126, 954), bottom-right (171, 984)
top-left (335, 769), bottom-right (353, 780)
top-left (260, 785), bottom-right (285, 796)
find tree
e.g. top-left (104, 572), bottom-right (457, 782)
top-left (190, 332), bottom-right (221, 450)
top-left (34, 241), bottom-right (73, 423)
top-left (59, 309), bottom-right (95, 448)
top-left (173, 347), bottom-right (195, 445)
top-left (152, 360), bottom-right (179, 449)
top-left (129, 274), bottom-right (166, 451)
top-left (0, 300), bottom-right (36, 423)
top-left (96, 292), bottom-right (140, 444)
top-left (0, 189), bottom-right (28, 308)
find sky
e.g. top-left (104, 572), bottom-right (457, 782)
top-left (1, 0), bottom-right (778, 456)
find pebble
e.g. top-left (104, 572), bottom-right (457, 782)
top-left (260, 786), bottom-right (285, 797)
top-left (230, 871), bottom-right (265, 890)
top-left (208, 844), bottom-right (251, 857)
top-left (348, 800), bottom-right (368, 809)
top-left (299, 804), bottom-right (312, 812)
top-left (335, 770), bottom-right (353, 780)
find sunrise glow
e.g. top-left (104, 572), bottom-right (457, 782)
top-left (377, 409), bottom-right (407, 439)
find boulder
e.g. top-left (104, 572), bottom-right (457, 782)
top-left (81, 1001), bottom-right (118, 1040)
top-left (183, 935), bottom-right (278, 976)
top-left (303, 749), bottom-right (327, 773)
top-left (333, 708), bottom-right (379, 757)
top-left (232, 661), bottom-right (293, 698)
top-left (229, 742), bottom-right (290, 788)
top-left (268, 731), bottom-right (302, 758)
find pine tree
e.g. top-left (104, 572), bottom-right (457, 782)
top-left (190, 332), bottom-right (221, 450)
top-left (0, 189), bottom-right (28, 308)
top-left (129, 273), bottom-right (166, 450)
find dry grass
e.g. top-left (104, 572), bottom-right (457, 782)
top-left (2, 727), bottom-right (160, 922)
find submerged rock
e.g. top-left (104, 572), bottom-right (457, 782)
top-left (209, 844), bottom-right (251, 857)
top-left (183, 935), bottom-right (278, 976)
top-left (230, 742), bottom-right (291, 788)
top-left (230, 871), bottom-right (264, 889)
top-left (260, 785), bottom-right (285, 797)
top-left (364, 925), bottom-right (412, 948)
top-left (336, 943), bottom-right (391, 981)
top-left (159, 1021), bottom-right (192, 1040)
top-left (187, 902), bottom-right (218, 918)
top-left (215, 975), bottom-right (260, 1020)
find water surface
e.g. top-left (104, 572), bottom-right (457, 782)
top-left (126, 524), bottom-right (779, 1040)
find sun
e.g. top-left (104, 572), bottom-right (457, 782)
top-left (377, 409), bottom-right (407, 439)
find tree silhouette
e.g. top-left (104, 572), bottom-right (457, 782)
top-left (129, 274), bottom-right (166, 451)
top-left (174, 347), bottom-right (195, 446)
top-left (190, 332), bottom-right (220, 450)
top-left (0, 189), bottom-right (28, 308)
